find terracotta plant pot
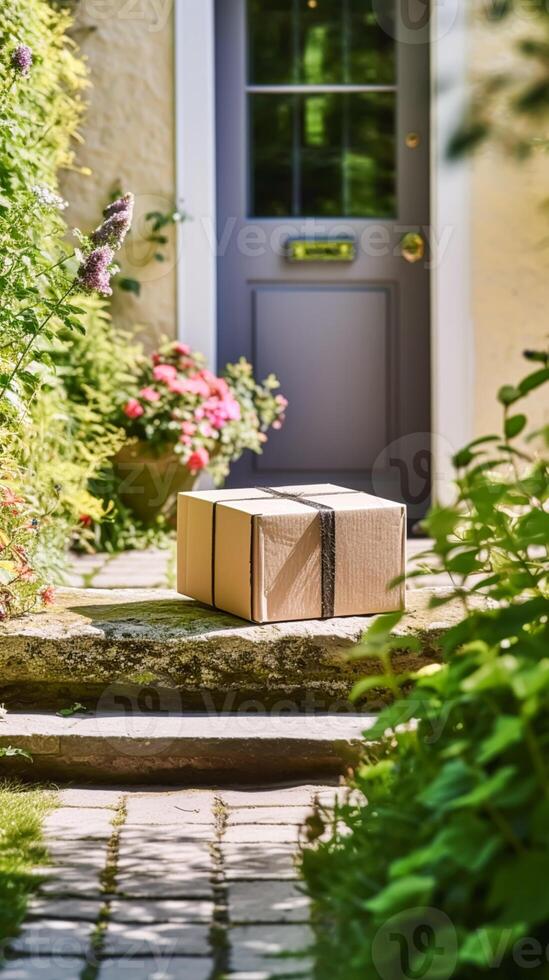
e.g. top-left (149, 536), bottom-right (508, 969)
top-left (114, 441), bottom-right (199, 524)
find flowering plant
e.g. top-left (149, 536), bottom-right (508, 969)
top-left (120, 341), bottom-right (287, 484)
top-left (0, 470), bottom-right (55, 621)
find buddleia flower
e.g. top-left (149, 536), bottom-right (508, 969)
top-left (11, 44), bottom-right (32, 76)
top-left (76, 246), bottom-right (115, 297)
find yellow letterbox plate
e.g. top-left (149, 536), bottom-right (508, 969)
top-left (285, 238), bottom-right (356, 262)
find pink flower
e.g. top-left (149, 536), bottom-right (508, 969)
top-left (139, 386), bottom-right (161, 403)
top-left (40, 585), bottom-right (55, 606)
top-left (276, 394), bottom-right (288, 409)
top-left (272, 420), bottom-right (282, 430)
top-left (16, 563), bottom-right (34, 582)
top-left (167, 378), bottom-right (189, 395)
top-left (123, 398), bottom-right (144, 419)
top-left (168, 376), bottom-right (210, 396)
top-left (181, 421), bottom-right (196, 436)
top-left (200, 370), bottom-right (229, 398)
top-left (203, 394), bottom-right (241, 429)
top-left (180, 434), bottom-right (193, 446)
top-left (173, 342), bottom-right (191, 356)
top-left (194, 407), bottom-right (205, 420)
top-left (153, 364), bottom-right (178, 384)
top-left (200, 422), bottom-right (215, 438)
top-left (180, 375), bottom-right (211, 398)
top-left (1, 487), bottom-right (24, 509)
top-left (187, 448), bottom-right (210, 472)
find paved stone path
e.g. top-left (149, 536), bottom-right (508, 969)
top-left (66, 539), bottom-right (451, 592)
top-left (2, 785), bottom-right (345, 979)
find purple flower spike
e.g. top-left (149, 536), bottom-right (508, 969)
top-left (76, 246), bottom-right (114, 297)
top-left (11, 44), bottom-right (33, 76)
top-left (91, 211), bottom-right (132, 249)
top-left (103, 192), bottom-right (135, 221)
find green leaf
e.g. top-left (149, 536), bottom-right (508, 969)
top-left (460, 924), bottom-right (527, 968)
top-left (358, 611), bottom-right (404, 645)
top-left (452, 447), bottom-right (476, 468)
top-left (365, 875), bottom-right (435, 916)
top-left (497, 384), bottom-right (521, 406)
top-left (518, 367), bottom-right (549, 396)
top-left (118, 277), bottom-right (141, 296)
top-left (478, 716), bottom-right (523, 764)
top-left (462, 655), bottom-right (518, 693)
top-left (448, 766), bottom-right (516, 810)
top-left (57, 702), bottom-right (88, 718)
top-left (351, 673), bottom-right (412, 701)
top-left (489, 853), bottom-right (549, 926)
top-left (419, 760), bottom-right (475, 811)
top-left (446, 549), bottom-right (482, 575)
top-left (504, 414), bottom-right (527, 439)
top-left (0, 746), bottom-right (33, 761)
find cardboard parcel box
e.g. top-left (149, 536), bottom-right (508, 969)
top-left (177, 484), bottom-right (406, 624)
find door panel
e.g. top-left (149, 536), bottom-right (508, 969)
top-left (253, 284), bottom-right (392, 471)
top-left (216, 0), bottom-right (431, 516)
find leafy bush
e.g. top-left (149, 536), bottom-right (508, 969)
top-left (301, 351), bottom-right (549, 979)
top-left (39, 295), bottom-right (141, 552)
top-left (0, 2), bottom-right (144, 609)
top-left (0, 0), bottom-right (90, 612)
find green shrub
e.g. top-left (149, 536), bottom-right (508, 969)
top-left (301, 351), bottom-right (549, 979)
top-left (0, 0), bottom-right (89, 612)
top-left (0, 2), bottom-right (141, 610)
top-left (36, 295), bottom-right (141, 553)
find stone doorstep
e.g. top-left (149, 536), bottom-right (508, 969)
top-left (0, 711), bottom-right (376, 784)
top-left (0, 586), bottom-right (458, 711)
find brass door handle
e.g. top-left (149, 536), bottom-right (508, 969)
top-left (400, 232), bottom-right (425, 264)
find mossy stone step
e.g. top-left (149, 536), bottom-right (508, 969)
top-left (0, 587), bottom-right (462, 711)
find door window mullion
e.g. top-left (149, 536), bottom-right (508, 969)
top-left (246, 85), bottom-right (397, 94)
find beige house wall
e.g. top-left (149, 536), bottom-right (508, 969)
top-left (62, 5), bottom-right (547, 433)
top-left (60, 0), bottom-right (178, 347)
top-left (470, 12), bottom-right (548, 437)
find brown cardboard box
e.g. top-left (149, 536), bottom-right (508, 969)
top-left (177, 484), bottom-right (406, 623)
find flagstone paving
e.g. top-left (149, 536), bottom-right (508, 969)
top-left (66, 537), bottom-right (451, 591)
top-left (2, 785), bottom-right (337, 978)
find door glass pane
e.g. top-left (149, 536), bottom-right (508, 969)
top-left (248, 0), bottom-right (396, 85)
top-left (247, 0), bottom-right (397, 218)
top-left (248, 0), bottom-right (295, 85)
top-left (250, 92), bottom-right (396, 218)
top-left (251, 94), bottom-right (294, 216)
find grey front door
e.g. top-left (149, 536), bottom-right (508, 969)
top-left (216, 0), bottom-right (431, 516)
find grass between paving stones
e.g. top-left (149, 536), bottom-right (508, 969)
top-left (0, 779), bottom-right (56, 951)
top-left (210, 796), bottom-right (230, 979)
top-left (81, 797), bottom-right (127, 980)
